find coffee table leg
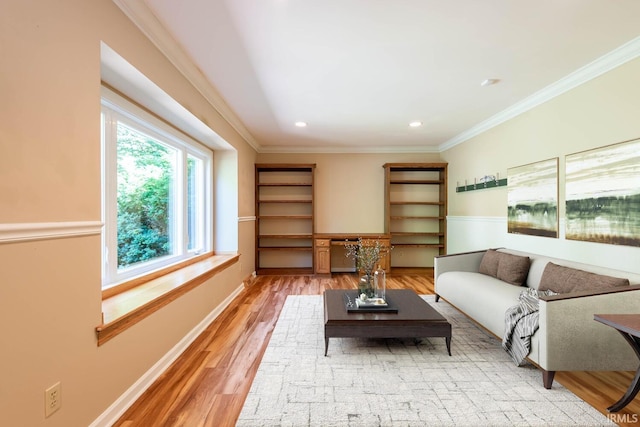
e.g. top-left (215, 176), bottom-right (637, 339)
top-left (607, 332), bottom-right (640, 412)
top-left (325, 337), bottom-right (329, 356)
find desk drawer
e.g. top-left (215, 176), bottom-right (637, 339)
top-left (315, 239), bottom-right (331, 247)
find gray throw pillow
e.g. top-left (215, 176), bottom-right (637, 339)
top-left (478, 249), bottom-right (500, 278)
top-left (496, 252), bottom-right (531, 286)
top-left (538, 262), bottom-right (630, 293)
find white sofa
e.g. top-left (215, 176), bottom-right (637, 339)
top-left (434, 248), bottom-right (640, 388)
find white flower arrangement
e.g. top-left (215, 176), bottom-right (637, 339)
top-left (344, 237), bottom-right (382, 277)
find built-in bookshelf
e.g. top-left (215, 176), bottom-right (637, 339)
top-left (255, 164), bottom-right (316, 275)
top-left (383, 163), bottom-right (448, 268)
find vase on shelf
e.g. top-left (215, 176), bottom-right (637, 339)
top-left (358, 274), bottom-right (375, 299)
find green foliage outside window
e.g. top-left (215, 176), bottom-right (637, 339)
top-left (116, 124), bottom-right (174, 268)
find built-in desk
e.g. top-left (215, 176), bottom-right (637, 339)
top-left (313, 233), bottom-right (391, 275)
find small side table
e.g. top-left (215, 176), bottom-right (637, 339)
top-left (593, 314), bottom-right (640, 412)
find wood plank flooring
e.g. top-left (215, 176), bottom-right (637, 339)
top-left (113, 272), bottom-right (640, 426)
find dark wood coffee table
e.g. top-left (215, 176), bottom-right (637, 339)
top-left (323, 289), bottom-right (452, 356)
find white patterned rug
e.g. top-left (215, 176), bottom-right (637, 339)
top-left (237, 295), bottom-right (614, 426)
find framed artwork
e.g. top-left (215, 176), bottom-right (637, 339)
top-left (507, 158), bottom-right (558, 238)
top-left (565, 137), bottom-right (640, 247)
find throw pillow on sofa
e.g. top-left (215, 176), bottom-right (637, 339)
top-left (496, 252), bottom-right (531, 286)
top-left (479, 249), bottom-right (501, 277)
top-left (538, 262), bottom-right (630, 293)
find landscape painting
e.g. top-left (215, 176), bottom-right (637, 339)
top-left (565, 138), bottom-right (640, 247)
top-left (507, 158), bottom-right (558, 238)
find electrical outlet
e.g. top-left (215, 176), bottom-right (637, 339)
top-left (45, 382), bottom-right (61, 417)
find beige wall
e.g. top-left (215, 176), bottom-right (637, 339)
top-left (2, 0), bottom-right (639, 425)
top-left (441, 57), bottom-right (640, 272)
top-left (0, 1), bottom-right (255, 425)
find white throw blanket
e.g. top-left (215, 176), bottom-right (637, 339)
top-left (502, 288), bottom-right (557, 365)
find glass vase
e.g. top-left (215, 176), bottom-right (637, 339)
top-left (358, 274), bottom-right (375, 299)
top-left (374, 265), bottom-right (386, 301)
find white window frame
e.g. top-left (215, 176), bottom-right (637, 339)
top-left (101, 87), bottom-right (212, 288)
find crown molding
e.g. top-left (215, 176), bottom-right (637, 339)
top-left (258, 144), bottom-right (440, 154)
top-left (112, 0), bottom-right (261, 152)
top-left (439, 36), bottom-right (640, 152)
top-left (0, 221), bottom-right (103, 244)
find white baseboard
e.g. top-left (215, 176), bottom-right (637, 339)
top-left (89, 283), bottom-right (245, 427)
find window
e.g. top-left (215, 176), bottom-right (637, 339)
top-left (101, 87), bottom-right (212, 288)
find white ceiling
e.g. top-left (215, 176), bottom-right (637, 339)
top-left (123, 1), bottom-right (640, 153)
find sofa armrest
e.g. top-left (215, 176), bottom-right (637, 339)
top-left (539, 284), bottom-right (640, 302)
top-left (434, 250), bottom-right (487, 282)
top-left (537, 287), bottom-right (640, 372)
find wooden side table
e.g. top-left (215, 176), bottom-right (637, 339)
top-left (593, 314), bottom-right (640, 412)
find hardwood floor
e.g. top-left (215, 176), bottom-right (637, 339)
top-left (113, 272), bottom-right (639, 426)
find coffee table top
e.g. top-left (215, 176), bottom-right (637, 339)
top-left (324, 289), bottom-right (447, 323)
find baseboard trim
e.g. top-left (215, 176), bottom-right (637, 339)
top-left (89, 282), bottom-right (245, 427)
top-left (0, 221), bottom-right (102, 244)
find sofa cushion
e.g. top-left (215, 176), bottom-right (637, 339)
top-left (538, 262), bottom-right (630, 293)
top-left (496, 252), bottom-right (531, 286)
top-left (435, 271), bottom-right (525, 339)
top-left (479, 249), bottom-right (501, 277)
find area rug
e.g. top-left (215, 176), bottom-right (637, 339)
top-left (237, 295), bottom-right (614, 426)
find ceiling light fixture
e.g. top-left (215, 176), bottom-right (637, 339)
top-left (409, 121), bottom-right (423, 128)
top-left (294, 121), bottom-right (307, 127)
top-left (480, 78), bottom-right (500, 87)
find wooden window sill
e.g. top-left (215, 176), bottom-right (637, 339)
top-left (96, 253), bottom-right (240, 346)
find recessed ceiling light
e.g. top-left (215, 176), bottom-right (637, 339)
top-left (480, 78), bottom-right (500, 87)
top-left (409, 121), bottom-right (423, 128)
top-left (294, 121), bottom-right (307, 127)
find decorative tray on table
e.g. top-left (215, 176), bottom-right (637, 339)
top-left (356, 297), bottom-right (388, 307)
top-left (343, 292), bottom-right (398, 313)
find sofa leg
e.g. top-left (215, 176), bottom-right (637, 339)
top-left (435, 294), bottom-right (440, 302)
top-left (542, 370), bottom-right (555, 389)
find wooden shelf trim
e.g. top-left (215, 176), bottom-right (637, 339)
top-left (257, 199), bottom-right (312, 203)
top-left (96, 254), bottom-right (239, 346)
top-left (390, 201), bottom-right (444, 206)
top-left (255, 163), bottom-right (316, 172)
top-left (313, 233), bottom-right (391, 240)
top-left (257, 182), bottom-right (312, 187)
top-left (258, 234), bottom-right (313, 239)
top-left (256, 215), bottom-right (313, 220)
top-left (257, 246), bottom-right (313, 251)
top-left (383, 163), bottom-right (447, 172)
